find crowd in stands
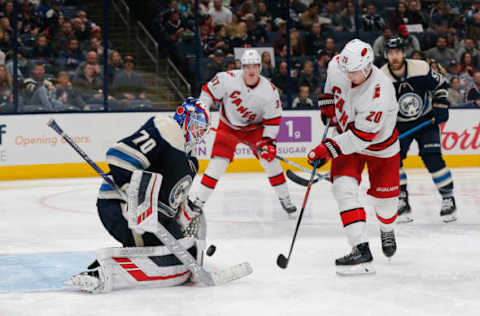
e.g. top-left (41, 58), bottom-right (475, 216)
top-left (0, 0), bottom-right (151, 113)
top-left (156, 0), bottom-right (480, 109)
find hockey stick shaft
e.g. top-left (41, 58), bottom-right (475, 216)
top-left (398, 118), bottom-right (435, 140)
top-left (210, 126), bottom-right (324, 178)
top-left (47, 119), bottom-right (251, 286)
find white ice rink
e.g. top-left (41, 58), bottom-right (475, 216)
top-left (1, 168), bottom-right (480, 316)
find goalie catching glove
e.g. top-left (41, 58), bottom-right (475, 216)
top-left (308, 138), bottom-right (342, 167)
top-left (255, 137), bottom-right (277, 162)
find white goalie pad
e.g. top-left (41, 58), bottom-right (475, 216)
top-left (127, 170), bottom-right (163, 234)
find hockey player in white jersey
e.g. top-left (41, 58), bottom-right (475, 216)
top-left (190, 49), bottom-right (296, 214)
top-left (308, 39), bottom-right (400, 275)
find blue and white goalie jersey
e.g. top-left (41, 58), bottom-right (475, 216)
top-left (381, 59), bottom-right (449, 127)
top-left (98, 116), bottom-right (199, 217)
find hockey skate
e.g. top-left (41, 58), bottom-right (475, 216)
top-left (66, 261), bottom-right (111, 293)
top-left (397, 194), bottom-right (413, 223)
top-left (380, 229), bottom-right (397, 258)
top-left (335, 242), bottom-right (375, 276)
top-left (279, 196), bottom-right (297, 214)
top-left (440, 196), bottom-right (457, 223)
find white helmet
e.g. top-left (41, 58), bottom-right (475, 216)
top-left (241, 49), bottom-right (261, 67)
top-left (338, 39), bottom-right (374, 77)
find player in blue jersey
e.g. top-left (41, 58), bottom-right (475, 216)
top-left (381, 37), bottom-right (457, 223)
top-left (68, 97), bottom-right (211, 293)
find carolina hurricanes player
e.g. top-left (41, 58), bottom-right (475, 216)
top-left (189, 49), bottom-right (296, 214)
top-left (308, 39), bottom-right (400, 275)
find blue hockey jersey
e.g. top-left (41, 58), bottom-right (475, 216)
top-left (381, 59), bottom-right (450, 127)
top-left (98, 116), bottom-right (198, 217)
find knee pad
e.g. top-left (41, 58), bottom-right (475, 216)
top-left (332, 176), bottom-right (360, 211)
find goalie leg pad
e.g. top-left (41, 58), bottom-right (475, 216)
top-left (68, 238), bottom-right (197, 293)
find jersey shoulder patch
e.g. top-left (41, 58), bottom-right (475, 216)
top-left (406, 59), bottom-right (430, 78)
top-left (153, 116), bottom-right (185, 153)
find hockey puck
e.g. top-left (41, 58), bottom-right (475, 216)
top-left (206, 245), bottom-right (216, 256)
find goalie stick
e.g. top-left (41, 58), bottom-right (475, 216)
top-left (210, 127), bottom-right (325, 179)
top-left (287, 118), bottom-right (436, 187)
top-left (47, 119), bottom-right (252, 286)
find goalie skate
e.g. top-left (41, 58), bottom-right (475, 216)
top-left (440, 196), bottom-right (457, 223)
top-left (335, 242), bottom-right (376, 276)
top-left (397, 195), bottom-right (413, 223)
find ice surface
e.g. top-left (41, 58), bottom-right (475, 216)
top-left (0, 168), bottom-right (479, 316)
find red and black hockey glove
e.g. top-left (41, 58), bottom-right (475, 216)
top-left (256, 138), bottom-right (277, 162)
top-left (307, 138), bottom-right (341, 167)
top-left (318, 93), bottom-right (337, 126)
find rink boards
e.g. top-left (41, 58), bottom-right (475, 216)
top-left (0, 110), bottom-right (478, 180)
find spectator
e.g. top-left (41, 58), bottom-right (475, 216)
top-left (340, 1), bottom-right (356, 32)
top-left (273, 18), bottom-right (287, 55)
top-left (323, 37), bottom-right (336, 57)
top-left (52, 21), bottom-right (75, 51)
top-left (255, 1), bottom-right (271, 24)
top-left (460, 52), bottom-right (477, 83)
top-left (397, 24), bottom-right (421, 58)
top-left (0, 28), bottom-right (12, 55)
top-left (51, 71), bottom-right (86, 111)
top-left (230, 21), bottom-right (254, 48)
top-left (447, 77), bottom-right (465, 106)
top-left (447, 59), bottom-right (462, 82)
top-left (390, 1), bottom-right (409, 30)
top-left (74, 63), bottom-right (115, 108)
top-left (6, 49), bottom-right (33, 80)
top-left (225, 60), bottom-right (236, 71)
top-left (31, 34), bottom-right (56, 63)
top-left (58, 38), bottom-right (85, 72)
top-left (373, 27), bottom-right (393, 59)
top-left (456, 38), bottom-right (480, 63)
top-left (429, 59), bottom-right (447, 77)
top-left (405, 0), bottom-right (427, 29)
top-left (315, 51), bottom-right (331, 92)
top-left (72, 17), bottom-right (91, 43)
top-left (361, 2), bottom-right (385, 31)
top-left (305, 22), bottom-right (323, 56)
top-left (272, 61), bottom-right (293, 96)
top-left (411, 50), bottom-right (424, 60)
top-left (446, 28), bottom-right (461, 51)
top-left (106, 50), bottom-right (123, 84)
top-left (426, 36), bottom-right (456, 70)
top-left (245, 13), bottom-right (269, 45)
top-left (297, 60), bottom-right (320, 94)
top-left (163, 9), bottom-right (185, 43)
top-left (292, 85), bottom-right (314, 109)
top-left (75, 51), bottom-right (102, 80)
top-left (208, 0), bottom-right (232, 25)
top-left (234, 59), bottom-right (241, 69)
top-left (466, 70), bottom-right (480, 106)
top-left (23, 63), bottom-right (58, 111)
top-left (300, 3), bottom-right (322, 31)
top-left (111, 56), bottom-right (149, 108)
top-left (290, 30), bottom-right (305, 56)
top-left (465, 13), bottom-right (480, 44)
top-left (85, 37), bottom-right (106, 58)
top-left (205, 24), bottom-right (230, 56)
top-left (207, 49), bottom-right (225, 80)
top-left (321, 1), bottom-right (343, 32)
top-left (260, 51), bottom-right (274, 79)
top-left (0, 64), bottom-right (14, 112)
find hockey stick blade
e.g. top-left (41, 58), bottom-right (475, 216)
top-left (211, 262), bottom-right (253, 285)
top-left (276, 254), bottom-right (289, 269)
top-left (286, 169), bottom-right (321, 186)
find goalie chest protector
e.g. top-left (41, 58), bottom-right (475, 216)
top-left (99, 116), bottom-right (199, 214)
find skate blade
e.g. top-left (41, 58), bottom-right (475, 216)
top-left (442, 213), bottom-right (457, 223)
top-left (336, 262), bottom-right (376, 276)
top-left (396, 214), bottom-right (413, 224)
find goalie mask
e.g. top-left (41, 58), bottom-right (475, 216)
top-left (173, 97), bottom-right (210, 152)
top-left (339, 39), bottom-right (374, 78)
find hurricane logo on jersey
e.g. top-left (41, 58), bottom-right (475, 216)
top-left (169, 175), bottom-right (193, 209)
top-left (398, 92), bottom-right (423, 119)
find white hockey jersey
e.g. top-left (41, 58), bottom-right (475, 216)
top-left (324, 56), bottom-right (400, 158)
top-left (199, 70), bottom-right (282, 139)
